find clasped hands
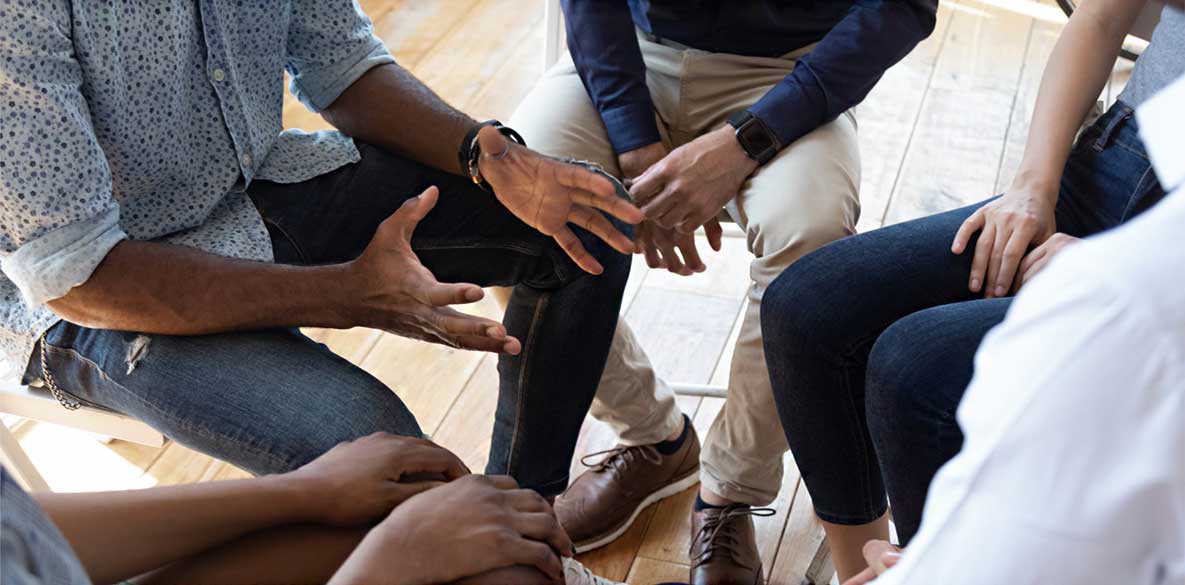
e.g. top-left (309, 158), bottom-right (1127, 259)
top-left (623, 126), bottom-right (757, 276)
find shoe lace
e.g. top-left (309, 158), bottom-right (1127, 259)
top-left (563, 558), bottom-right (624, 585)
top-left (579, 444), bottom-right (663, 474)
top-left (690, 505), bottom-right (776, 566)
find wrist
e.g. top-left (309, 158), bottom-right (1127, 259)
top-left (257, 472), bottom-right (325, 525)
top-left (1008, 168), bottom-right (1060, 202)
top-left (717, 126), bottom-right (760, 175)
top-left (314, 262), bottom-right (363, 329)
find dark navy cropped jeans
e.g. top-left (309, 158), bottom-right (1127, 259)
top-left (761, 102), bottom-right (1166, 542)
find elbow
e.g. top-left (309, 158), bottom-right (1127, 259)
top-left (45, 294), bottom-right (112, 331)
top-left (903, 0), bottom-right (939, 39)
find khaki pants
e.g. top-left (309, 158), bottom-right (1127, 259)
top-left (509, 35), bottom-right (860, 506)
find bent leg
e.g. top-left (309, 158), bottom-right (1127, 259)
top-left (31, 323), bottom-right (422, 475)
top-left (762, 200), bottom-right (991, 524)
top-left (249, 143), bottom-right (632, 495)
top-left (508, 59), bottom-right (684, 447)
top-left (701, 110), bottom-right (861, 506)
top-left (864, 298), bottom-right (1010, 544)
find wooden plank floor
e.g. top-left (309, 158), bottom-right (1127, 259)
top-left (9, 1), bottom-right (1134, 582)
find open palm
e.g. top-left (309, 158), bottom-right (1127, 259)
top-left (477, 127), bottom-right (643, 274)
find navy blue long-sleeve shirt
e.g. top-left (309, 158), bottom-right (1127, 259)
top-left (561, 0), bottom-right (938, 154)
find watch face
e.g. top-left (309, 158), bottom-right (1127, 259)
top-left (739, 122), bottom-right (776, 158)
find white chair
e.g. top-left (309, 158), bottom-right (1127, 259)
top-left (0, 362), bottom-right (165, 491)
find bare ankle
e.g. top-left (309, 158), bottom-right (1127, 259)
top-left (698, 488), bottom-right (734, 507)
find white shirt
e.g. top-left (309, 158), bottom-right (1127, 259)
top-left (876, 75), bottom-right (1185, 585)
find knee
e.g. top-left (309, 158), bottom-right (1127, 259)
top-left (865, 312), bottom-right (955, 435)
top-left (752, 216), bottom-right (854, 271)
top-left (272, 372), bottom-right (424, 471)
top-left (760, 242), bottom-right (853, 358)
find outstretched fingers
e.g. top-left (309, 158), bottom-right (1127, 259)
top-left (559, 164), bottom-right (643, 224)
top-left (423, 280), bottom-right (486, 306)
top-left (569, 205), bottom-right (634, 255)
top-left (427, 307), bottom-right (520, 354)
top-left (553, 226), bottom-right (604, 275)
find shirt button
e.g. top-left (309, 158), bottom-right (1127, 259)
top-left (241, 153), bottom-right (253, 167)
top-left (212, 68), bottom-right (226, 82)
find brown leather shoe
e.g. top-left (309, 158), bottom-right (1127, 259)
top-left (555, 424), bottom-right (701, 552)
top-left (689, 505), bottom-right (774, 585)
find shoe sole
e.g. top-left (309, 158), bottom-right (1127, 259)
top-left (572, 468), bottom-right (702, 554)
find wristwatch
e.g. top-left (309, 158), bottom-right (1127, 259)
top-left (727, 110), bottom-right (780, 165)
top-left (459, 120), bottom-right (526, 191)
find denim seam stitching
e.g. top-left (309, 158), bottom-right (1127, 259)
top-left (261, 218), bottom-right (308, 264)
top-left (505, 291), bottom-right (550, 475)
top-left (1109, 141), bottom-right (1151, 161)
top-left (1120, 165), bottom-right (1158, 222)
top-left (843, 364), bottom-right (881, 521)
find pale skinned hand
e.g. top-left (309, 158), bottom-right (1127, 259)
top-left (477, 126), bottom-right (644, 275)
top-left (619, 141), bottom-right (723, 274)
top-left (629, 125), bottom-right (758, 235)
top-left (842, 540), bottom-right (903, 585)
top-left (1013, 233), bottom-right (1080, 293)
top-left (347, 186), bottom-right (522, 354)
top-left (952, 187), bottom-right (1057, 298)
top-left (285, 432), bottom-right (469, 528)
top-left (331, 475), bottom-right (573, 585)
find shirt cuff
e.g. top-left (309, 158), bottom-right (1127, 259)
top-left (748, 70), bottom-right (829, 150)
top-left (289, 41), bottom-right (396, 112)
top-left (601, 103), bottom-right (663, 154)
top-left (1, 207), bottom-right (128, 309)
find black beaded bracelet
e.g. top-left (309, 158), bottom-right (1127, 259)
top-left (459, 120), bottom-right (526, 191)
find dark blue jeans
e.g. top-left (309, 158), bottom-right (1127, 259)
top-left (24, 143), bottom-right (631, 496)
top-left (762, 102), bottom-right (1165, 542)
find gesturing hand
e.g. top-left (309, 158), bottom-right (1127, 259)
top-left (347, 186), bottom-right (522, 354)
top-left (629, 125), bottom-right (757, 235)
top-left (331, 475), bottom-right (573, 585)
top-left (477, 127), bottom-right (643, 275)
top-left (285, 432), bottom-right (469, 528)
top-left (952, 188), bottom-right (1056, 298)
top-left (842, 540), bottom-right (903, 585)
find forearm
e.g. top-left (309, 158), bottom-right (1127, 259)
top-left (47, 240), bottom-right (354, 334)
top-left (1010, 0), bottom-right (1144, 196)
top-left (322, 63), bottom-right (475, 175)
top-left (35, 474), bottom-right (320, 585)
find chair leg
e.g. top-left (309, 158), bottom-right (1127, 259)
top-left (0, 420), bottom-right (50, 491)
top-left (670, 382), bottom-right (728, 398)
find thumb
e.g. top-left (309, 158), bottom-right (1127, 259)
top-left (477, 124), bottom-right (510, 160)
top-left (387, 186), bottom-right (440, 240)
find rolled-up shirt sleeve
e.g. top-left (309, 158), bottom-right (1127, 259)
top-left (0, 2), bottom-right (128, 309)
top-left (284, 0), bottom-right (397, 112)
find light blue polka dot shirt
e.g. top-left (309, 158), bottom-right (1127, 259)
top-left (0, 1), bottom-right (394, 373)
